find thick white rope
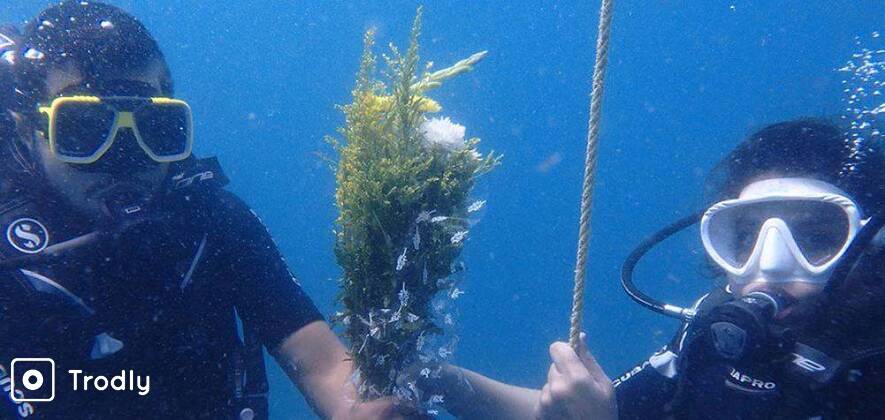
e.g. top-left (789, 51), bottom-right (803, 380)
top-left (569, 0), bottom-right (615, 349)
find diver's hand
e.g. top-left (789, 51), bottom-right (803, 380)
top-left (332, 397), bottom-right (430, 420)
top-left (535, 333), bottom-right (617, 420)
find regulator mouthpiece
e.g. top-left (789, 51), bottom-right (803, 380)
top-left (709, 291), bottom-right (787, 361)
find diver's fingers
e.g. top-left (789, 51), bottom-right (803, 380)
top-left (549, 341), bottom-right (592, 381)
top-left (547, 361), bottom-right (563, 385)
top-left (537, 381), bottom-right (568, 420)
top-left (576, 333), bottom-right (609, 383)
top-left (537, 383), bottom-right (553, 418)
top-left (577, 332), bottom-right (589, 357)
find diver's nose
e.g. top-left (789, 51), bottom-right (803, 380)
top-left (93, 129), bottom-right (155, 173)
top-left (757, 224), bottom-right (796, 277)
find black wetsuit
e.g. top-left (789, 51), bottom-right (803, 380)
top-left (614, 289), bottom-right (885, 419)
top-left (0, 162), bottom-right (323, 419)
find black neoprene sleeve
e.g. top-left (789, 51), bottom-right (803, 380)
top-left (211, 191), bottom-right (325, 351)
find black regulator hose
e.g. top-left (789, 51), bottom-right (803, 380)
top-left (0, 24), bottom-right (19, 111)
top-left (620, 212), bottom-right (704, 321)
top-left (0, 193), bottom-right (165, 271)
top-left (800, 212), bottom-right (885, 347)
top-left (823, 212), bottom-right (885, 295)
top-left (0, 230), bottom-right (105, 271)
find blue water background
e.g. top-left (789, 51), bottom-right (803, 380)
top-left (3, 1), bottom-right (883, 418)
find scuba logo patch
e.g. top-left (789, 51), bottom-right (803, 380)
top-left (6, 218), bottom-right (49, 254)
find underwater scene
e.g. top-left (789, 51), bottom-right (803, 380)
top-left (0, 1), bottom-right (884, 419)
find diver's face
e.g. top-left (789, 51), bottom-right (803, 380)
top-left (722, 178), bottom-right (855, 321)
top-left (29, 66), bottom-right (170, 220)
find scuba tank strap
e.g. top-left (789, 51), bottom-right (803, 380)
top-left (230, 314), bottom-right (269, 420)
top-left (165, 157), bottom-right (265, 419)
top-left (241, 322), bottom-right (269, 420)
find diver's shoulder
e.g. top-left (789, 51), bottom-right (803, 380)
top-left (207, 188), bottom-right (252, 214)
top-left (199, 188), bottom-right (266, 229)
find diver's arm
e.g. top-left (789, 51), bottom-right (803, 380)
top-left (436, 336), bottom-right (616, 420)
top-left (273, 320), bottom-right (414, 420)
top-left (215, 193), bottom-right (404, 418)
top-left (434, 363), bottom-right (540, 419)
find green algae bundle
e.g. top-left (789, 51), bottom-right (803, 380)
top-left (328, 9), bottom-right (498, 403)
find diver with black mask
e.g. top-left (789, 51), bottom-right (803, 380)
top-left (0, 2), bottom-right (418, 419)
top-left (409, 119), bottom-right (885, 419)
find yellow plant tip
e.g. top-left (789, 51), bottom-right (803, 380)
top-left (356, 92), bottom-right (394, 116)
top-left (411, 50), bottom-right (487, 92)
top-left (417, 97), bottom-right (441, 113)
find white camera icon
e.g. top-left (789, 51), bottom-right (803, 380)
top-left (10, 358), bottom-right (55, 402)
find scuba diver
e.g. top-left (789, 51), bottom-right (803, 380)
top-left (0, 2), bottom-right (417, 419)
top-left (416, 119), bottom-right (885, 419)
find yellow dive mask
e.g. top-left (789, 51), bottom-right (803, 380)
top-left (38, 95), bottom-right (194, 164)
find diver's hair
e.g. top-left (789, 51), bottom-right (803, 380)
top-left (13, 1), bottom-right (173, 110)
top-left (704, 118), bottom-right (885, 212)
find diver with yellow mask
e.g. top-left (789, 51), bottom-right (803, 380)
top-left (0, 2), bottom-right (417, 419)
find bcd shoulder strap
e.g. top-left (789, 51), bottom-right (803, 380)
top-left (169, 157), bottom-right (269, 419)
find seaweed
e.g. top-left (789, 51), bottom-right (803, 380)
top-left (328, 8), bottom-right (498, 401)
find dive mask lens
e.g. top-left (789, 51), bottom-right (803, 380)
top-left (132, 100), bottom-right (193, 162)
top-left (52, 100), bottom-right (117, 162)
top-left (782, 201), bottom-right (850, 265)
top-left (703, 199), bottom-right (854, 271)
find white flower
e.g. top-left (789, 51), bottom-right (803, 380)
top-left (420, 117), bottom-right (467, 152)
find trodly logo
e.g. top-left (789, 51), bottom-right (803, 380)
top-left (9, 358), bottom-right (55, 403)
top-left (6, 218), bottom-right (49, 254)
top-left (9, 357), bottom-right (151, 405)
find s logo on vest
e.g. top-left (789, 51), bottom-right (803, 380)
top-left (6, 218), bottom-right (49, 254)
